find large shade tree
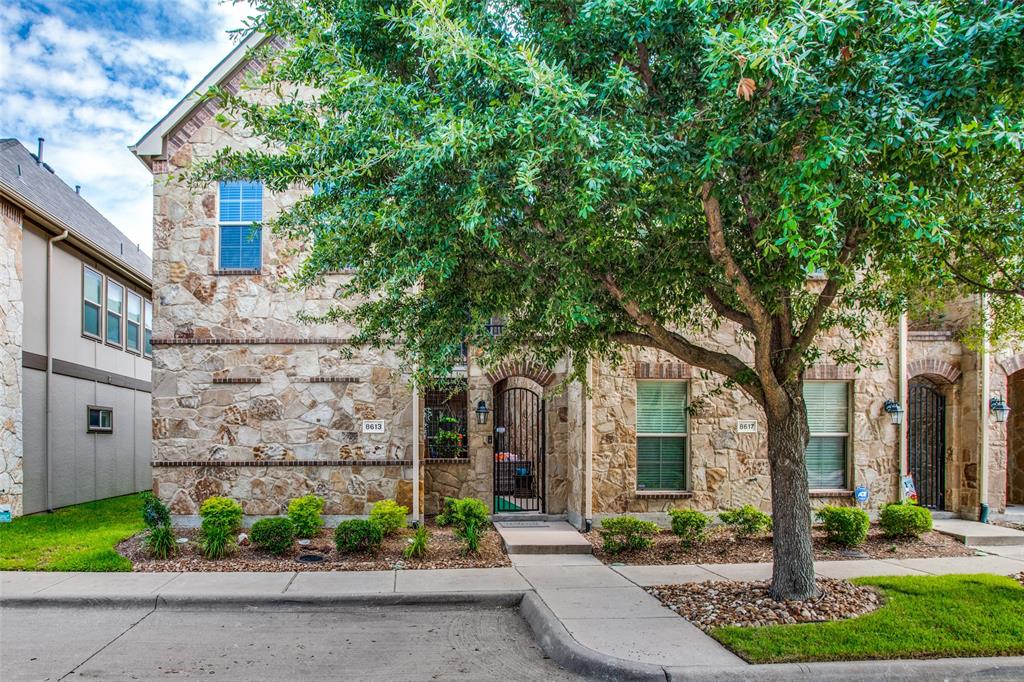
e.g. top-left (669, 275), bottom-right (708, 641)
top-left (195, 0), bottom-right (1024, 600)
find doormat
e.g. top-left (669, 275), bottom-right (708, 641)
top-left (494, 496), bottom-right (523, 512)
top-left (499, 522), bottom-right (549, 528)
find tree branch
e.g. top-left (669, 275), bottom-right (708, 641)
top-left (703, 286), bottom-right (755, 332)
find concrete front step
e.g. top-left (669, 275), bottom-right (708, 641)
top-left (494, 520), bottom-right (593, 555)
top-left (932, 518), bottom-right (1024, 547)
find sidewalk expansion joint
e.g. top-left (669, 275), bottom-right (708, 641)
top-left (58, 597), bottom-right (158, 681)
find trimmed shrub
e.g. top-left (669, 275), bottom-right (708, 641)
top-left (199, 524), bottom-right (234, 559)
top-left (287, 494), bottom-right (325, 539)
top-left (719, 505), bottom-right (772, 538)
top-left (435, 497), bottom-right (457, 527)
top-left (370, 499), bottom-right (408, 536)
top-left (668, 509), bottom-right (710, 547)
top-left (141, 492), bottom-right (171, 529)
top-left (144, 524), bottom-right (176, 559)
top-left (403, 524), bottom-right (429, 559)
top-left (199, 496), bottom-right (243, 534)
top-left (817, 505), bottom-right (870, 547)
top-left (880, 501), bottom-right (933, 538)
top-left (444, 497), bottom-right (490, 533)
top-left (250, 517), bottom-right (296, 556)
top-left (335, 519), bottom-right (385, 553)
top-left (599, 516), bottom-right (660, 554)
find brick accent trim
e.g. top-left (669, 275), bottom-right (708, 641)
top-left (804, 363), bottom-right (856, 380)
top-left (908, 330), bottom-right (955, 342)
top-left (809, 490), bottom-right (854, 498)
top-left (633, 490), bottom-right (693, 499)
top-left (423, 458), bottom-right (472, 465)
top-left (213, 268), bottom-right (262, 276)
top-left (212, 377), bottom-right (263, 384)
top-left (485, 360), bottom-right (556, 387)
top-left (907, 358), bottom-right (961, 384)
top-left (152, 459), bottom-right (413, 467)
top-left (152, 160), bottom-right (169, 173)
top-left (1000, 352), bottom-right (1024, 377)
top-left (303, 377), bottom-right (360, 384)
top-left (633, 362), bottom-right (691, 379)
top-left (0, 197), bottom-right (23, 222)
top-left (155, 337), bottom-right (352, 346)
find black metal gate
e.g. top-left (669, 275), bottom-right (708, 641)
top-left (908, 380), bottom-right (946, 510)
top-left (493, 385), bottom-right (545, 512)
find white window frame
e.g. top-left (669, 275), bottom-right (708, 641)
top-left (105, 279), bottom-right (124, 348)
top-left (804, 380), bottom-right (852, 490)
top-left (216, 181), bottom-right (264, 272)
top-left (635, 379), bottom-right (690, 492)
top-left (125, 291), bottom-right (143, 355)
top-left (82, 265), bottom-right (104, 341)
top-left (86, 405), bottom-right (113, 434)
top-left (143, 299), bottom-right (153, 358)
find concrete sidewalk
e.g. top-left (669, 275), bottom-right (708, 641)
top-left (4, 550), bottom-right (1024, 681)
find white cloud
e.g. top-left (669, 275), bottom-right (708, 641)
top-left (0, 1), bottom-right (256, 255)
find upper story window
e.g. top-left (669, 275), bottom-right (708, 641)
top-left (803, 381), bottom-right (851, 489)
top-left (83, 266), bottom-right (103, 339)
top-left (218, 180), bottom-right (263, 271)
top-left (126, 291), bottom-right (143, 354)
top-left (636, 380), bottom-right (688, 491)
top-left (105, 280), bottom-right (124, 347)
top-left (144, 300), bottom-right (153, 358)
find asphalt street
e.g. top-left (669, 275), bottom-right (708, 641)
top-left (0, 603), bottom-right (584, 681)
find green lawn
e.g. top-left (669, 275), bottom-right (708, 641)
top-left (0, 494), bottom-right (145, 571)
top-left (714, 574), bottom-right (1024, 663)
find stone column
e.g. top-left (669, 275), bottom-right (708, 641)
top-left (0, 198), bottom-right (24, 517)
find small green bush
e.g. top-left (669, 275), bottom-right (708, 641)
top-left (403, 524), bottom-right (430, 559)
top-left (817, 505), bottom-right (870, 547)
top-left (199, 524), bottom-right (235, 559)
top-left (250, 517), bottom-right (296, 556)
top-left (435, 497), bottom-right (457, 526)
top-left (141, 492), bottom-right (171, 529)
top-left (370, 499), bottom-right (408, 536)
top-left (446, 498), bottom-right (490, 532)
top-left (199, 496), bottom-right (243, 534)
top-left (335, 519), bottom-right (385, 553)
top-left (719, 505), bottom-right (772, 538)
top-left (144, 524), bottom-right (176, 559)
top-left (880, 501), bottom-right (932, 538)
top-left (287, 494), bottom-right (325, 539)
top-left (599, 516), bottom-right (660, 554)
top-left (668, 509), bottom-right (710, 547)
top-left (457, 518), bottom-right (483, 554)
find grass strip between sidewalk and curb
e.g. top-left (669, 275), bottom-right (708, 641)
top-left (713, 574), bottom-right (1024, 664)
top-left (0, 494), bottom-right (144, 571)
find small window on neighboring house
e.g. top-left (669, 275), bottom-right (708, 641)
top-left (105, 280), bottom-right (124, 346)
top-left (143, 300), bottom-right (153, 358)
top-left (636, 381), bottom-right (688, 491)
top-left (83, 267), bottom-right (103, 339)
top-left (218, 180), bottom-right (263, 270)
top-left (87, 406), bottom-right (113, 433)
top-left (126, 291), bottom-right (142, 353)
top-left (804, 381), bottom-right (850, 489)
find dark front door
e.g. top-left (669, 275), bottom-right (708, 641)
top-left (908, 380), bottom-right (947, 510)
top-left (493, 385), bottom-right (545, 512)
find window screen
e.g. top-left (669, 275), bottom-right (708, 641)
top-left (636, 381), bottom-right (688, 490)
top-left (803, 381), bottom-right (850, 488)
top-left (219, 180), bottom-right (263, 270)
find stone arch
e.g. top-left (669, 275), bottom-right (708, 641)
top-left (1000, 352), bottom-right (1024, 377)
top-left (907, 359), bottom-right (961, 385)
top-left (485, 359), bottom-right (556, 387)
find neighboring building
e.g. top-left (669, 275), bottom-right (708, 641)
top-left (0, 138), bottom-right (153, 517)
top-left (131, 36), bottom-right (1023, 525)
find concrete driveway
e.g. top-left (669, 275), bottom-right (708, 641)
top-left (0, 603), bottom-right (584, 681)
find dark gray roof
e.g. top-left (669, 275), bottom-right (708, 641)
top-left (0, 138), bottom-right (151, 281)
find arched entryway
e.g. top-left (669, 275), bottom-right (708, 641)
top-left (907, 376), bottom-right (949, 509)
top-left (1007, 369), bottom-right (1024, 505)
top-left (492, 377), bottom-right (545, 512)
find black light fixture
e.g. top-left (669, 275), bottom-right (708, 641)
top-left (883, 399), bottom-right (904, 425)
top-left (475, 399), bottom-right (490, 425)
top-left (990, 395), bottom-right (1011, 423)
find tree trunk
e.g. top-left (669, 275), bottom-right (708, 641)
top-left (765, 394), bottom-right (818, 601)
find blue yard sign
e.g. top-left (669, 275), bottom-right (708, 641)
top-left (854, 486), bottom-right (870, 504)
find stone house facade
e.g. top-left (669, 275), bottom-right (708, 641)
top-left (131, 35), bottom-right (1023, 526)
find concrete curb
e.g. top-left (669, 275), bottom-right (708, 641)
top-left (519, 592), bottom-right (668, 681)
top-left (663, 656), bottom-right (1024, 681)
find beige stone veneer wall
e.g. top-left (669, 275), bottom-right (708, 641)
top-left (1008, 367), bottom-right (1024, 505)
top-left (0, 198), bottom-right (23, 516)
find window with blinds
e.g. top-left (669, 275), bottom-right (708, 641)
top-left (218, 181), bottom-right (263, 270)
top-left (803, 381), bottom-right (850, 489)
top-left (636, 381), bottom-right (688, 490)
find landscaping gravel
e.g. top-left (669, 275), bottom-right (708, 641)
top-left (586, 524), bottom-right (972, 565)
top-left (647, 577), bottom-right (881, 631)
top-left (120, 521), bottom-right (510, 571)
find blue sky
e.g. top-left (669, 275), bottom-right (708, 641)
top-left (0, 1), bottom-right (254, 254)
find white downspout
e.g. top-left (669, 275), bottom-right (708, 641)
top-left (898, 313), bottom-right (909, 498)
top-left (412, 379), bottom-right (421, 525)
top-left (584, 357), bottom-right (594, 530)
top-left (979, 293), bottom-right (990, 521)
top-left (45, 229), bottom-right (69, 512)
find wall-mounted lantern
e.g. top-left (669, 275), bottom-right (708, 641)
top-left (475, 400), bottom-right (490, 425)
top-left (990, 395), bottom-right (1011, 423)
top-left (883, 399), bottom-right (904, 425)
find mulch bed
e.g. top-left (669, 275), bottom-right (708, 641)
top-left (120, 520), bottom-right (509, 572)
top-left (585, 524), bottom-right (973, 565)
top-left (647, 578), bottom-right (881, 631)
top-left (993, 520), bottom-right (1024, 532)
